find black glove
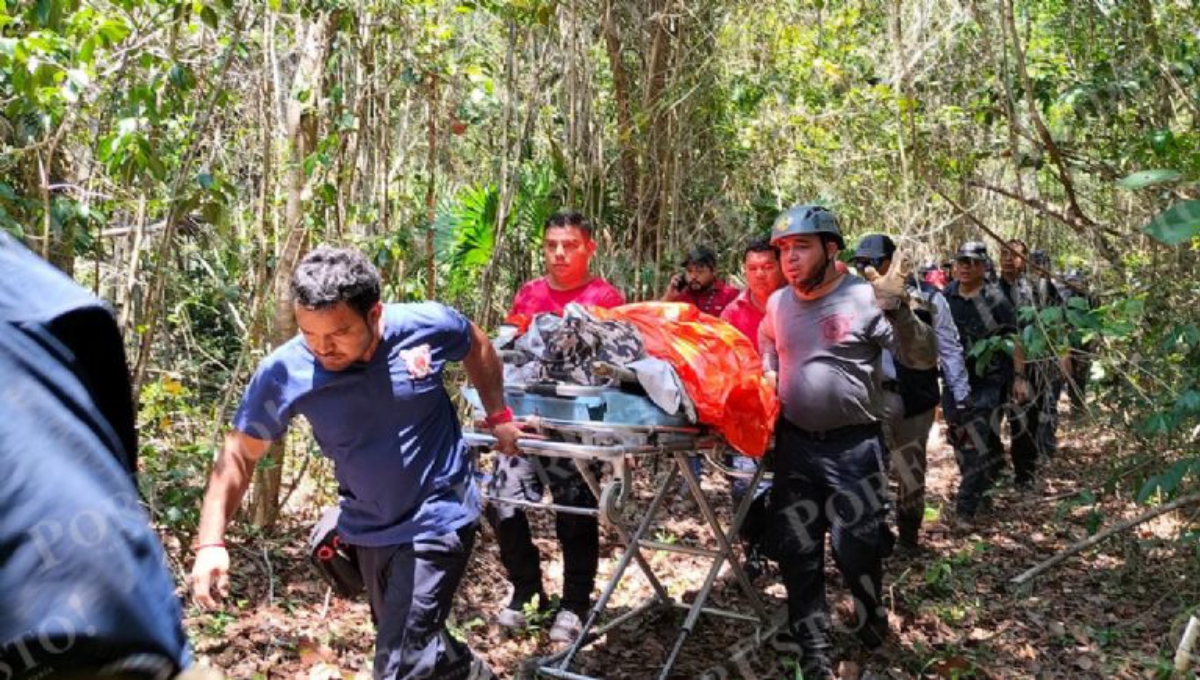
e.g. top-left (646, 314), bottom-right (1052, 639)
top-left (945, 398), bottom-right (973, 428)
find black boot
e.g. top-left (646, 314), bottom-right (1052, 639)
top-left (896, 516), bottom-right (921, 552)
top-left (778, 619), bottom-right (834, 679)
top-left (743, 545), bottom-right (768, 581)
top-left (856, 613), bottom-right (890, 650)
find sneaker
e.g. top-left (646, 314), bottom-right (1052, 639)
top-left (548, 609), bottom-right (583, 643)
top-left (497, 592), bottom-right (546, 630)
top-left (496, 607), bottom-right (528, 629)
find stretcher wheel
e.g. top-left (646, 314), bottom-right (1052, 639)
top-left (599, 461), bottom-right (634, 526)
top-left (599, 478), bottom-right (626, 526)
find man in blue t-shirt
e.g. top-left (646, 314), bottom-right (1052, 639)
top-left (191, 246), bottom-right (518, 679)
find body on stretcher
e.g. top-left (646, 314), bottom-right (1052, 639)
top-left (462, 378), bottom-right (713, 525)
top-left (460, 372), bottom-right (772, 680)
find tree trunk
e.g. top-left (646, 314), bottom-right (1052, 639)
top-left (637, 1), bottom-right (671, 293)
top-left (602, 0), bottom-right (639, 227)
top-left (424, 74), bottom-right (439, 301)
top-left (249, 11), bottom-right (337, 529)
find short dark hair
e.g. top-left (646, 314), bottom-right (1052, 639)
top-left (682, 245), bottom-right (718, 269)
top-left (744, 236), bottom-right (778, 261)
top-left (544, 211), bottom-right (593, 239)
top-left (290, 245), bottom-right (382, 319)
top-left (1007, 238), bottom-right (1028, 253)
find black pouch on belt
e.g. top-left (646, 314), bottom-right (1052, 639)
top-left (307, 506), bottom-right (364, 599)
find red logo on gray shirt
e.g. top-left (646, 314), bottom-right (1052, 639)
top-left (819, 313), bottom-right (854, 344)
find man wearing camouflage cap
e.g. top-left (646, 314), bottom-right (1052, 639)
top-left (759, 205), bottom-right (938, 676)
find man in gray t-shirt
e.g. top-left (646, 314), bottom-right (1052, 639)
top-left (758, 205), bottom-right (936, 678)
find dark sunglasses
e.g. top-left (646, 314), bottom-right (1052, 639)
top-left (955, 257), bottom-right (984, 266)
top-left (853, 257), bottom-right (885, 270)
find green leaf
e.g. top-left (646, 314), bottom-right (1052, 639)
top-left (1141, 200), bottom-right (1200, 246)
top-left (168, 64), bottom-right (195, 90)
top-left (97, 18), bottom-right (131, 45)
top-left (200, 5), bottom-right (219, 30)
top-left (78, 36), bottom-right (95, 64)
top-left (146, 153), bottom-right (166, 182)
top-left (1136, 412), bottom-right (1172, 438)
top-left (1117, 169), bottom-right (1182, 190)
top-left (1176, 390), bottom-right (1200, 415)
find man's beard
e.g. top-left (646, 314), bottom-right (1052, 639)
top-left (794, 252), bottom-right (831, 294)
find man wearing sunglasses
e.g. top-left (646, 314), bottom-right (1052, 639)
top-left (942, 241), bottom-right (1020, 521)
top-left (852, 235), bottom-right (971, 551)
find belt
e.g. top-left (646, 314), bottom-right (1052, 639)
top-left (785, 419), bottom-right (882, 442)
top-left (881, 379), bottom-right (901, 393)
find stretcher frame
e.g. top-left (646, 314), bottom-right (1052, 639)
top-left (464, 410), bottom-right (772, 680)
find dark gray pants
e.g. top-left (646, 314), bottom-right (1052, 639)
top-left (945, 382), bottom-right (1006, 515)
top-left (767, 418), bottom-right (892, 654)
top-left (355, 524), bottom-right (488, 680)
top-left (883, 391), bottom-right (936, 544)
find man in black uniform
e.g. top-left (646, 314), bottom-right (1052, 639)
top-left (998, 240), bottom-right (1060, 484)
top-left (1028, 249), bottom-right (1069, 458)
top-left (943, 241), bottom-right (1021, 516)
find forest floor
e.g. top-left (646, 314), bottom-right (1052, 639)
top-left (179, 409), bottom-right (1200, 679)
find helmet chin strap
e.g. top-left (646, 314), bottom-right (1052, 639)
top-left (796, 251), bottom-right (832, 294)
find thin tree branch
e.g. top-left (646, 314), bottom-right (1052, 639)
top-left (1011, 492), bottom-right (1200, 586)
top-left (131, 6), bottom-right (254, 396)
top-left (1001, 0), bottom-right (1092, 228)
top-left (967, 179), bottom-right (1087, 231)
top-left (931, 184), bottom-right (1092, 291)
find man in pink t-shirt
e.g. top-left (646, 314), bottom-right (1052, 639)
top-left (508, 214), bottom-right (624, 317)
top-left (718, 236), bottom-right (785, 579)
top-left (720, 237), bottom-right (786, 346)
top-left (489, 211), bottom-right (624, 644)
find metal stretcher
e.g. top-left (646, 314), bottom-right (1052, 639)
top-left (463, 381), bottom-right (771, 680)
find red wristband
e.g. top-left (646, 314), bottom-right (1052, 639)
top-left (484, 407), bottom-right (514, 427)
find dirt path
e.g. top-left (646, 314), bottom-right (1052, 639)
top-left (184, 415), bottom-right (1200, 678)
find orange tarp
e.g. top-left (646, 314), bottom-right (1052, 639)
top-left (589, 302), bottom-right (778, 457)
